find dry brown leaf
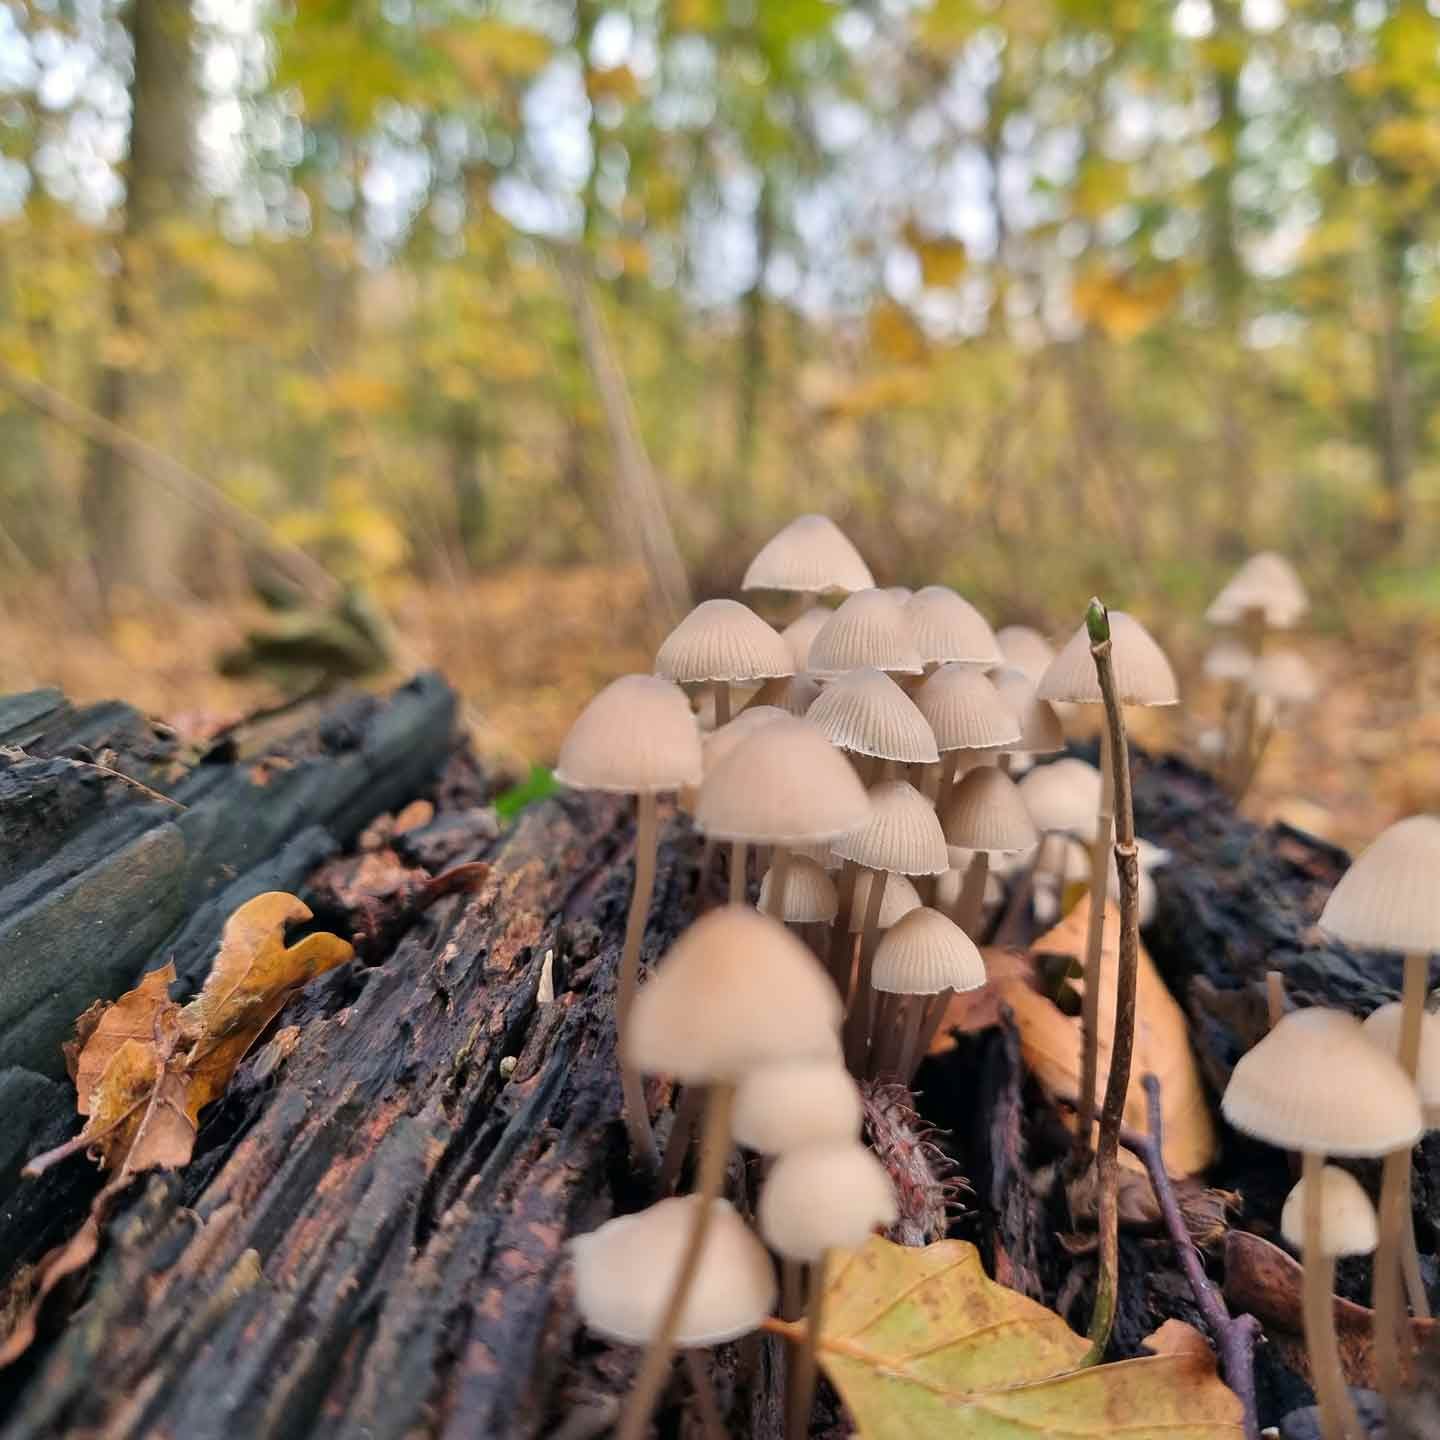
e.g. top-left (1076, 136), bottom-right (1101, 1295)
top-left (1143, 1319), bottom-right (1216, 1363)
top-left (928, 947), bottom-right (1036, 1046)
top-left (73, 962), bottom-right (177, 1113)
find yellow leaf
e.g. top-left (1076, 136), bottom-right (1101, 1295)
top-left (1372, 118), bottom-right (1440, 175)
top-left (903, 222), bottom-right (968, 288)
top-left (868, 301), bottom-right (930, 364)
top-left (72, 962), bottom-right (177, 1117)
top-left (1072, 266), bottom-right (1182, 342)
top-left (783, 1236), bottom-right (1244, 1436)
top-left (587, 64), bottom-right (641, 104)
top-left (436, 20), bottom-right (551, 93)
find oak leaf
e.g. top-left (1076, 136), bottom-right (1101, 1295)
top-left (72, 961), bottom-right (178, 1114)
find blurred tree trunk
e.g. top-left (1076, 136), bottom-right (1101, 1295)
top-left (82, 0), bottom-right (194, 609)
top-left (1373, 225), bottom-right (1414, 556)
top-left (733, 176), bottom-right (771, 516)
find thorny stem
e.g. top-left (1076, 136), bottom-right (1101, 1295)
top-left (1303, 1150), bottom-right (1358, 1440)
top-left (619, 792), bottom-right (660, 1174)
top-left (1074, 723), bottom-right (1114, 1167)
top-left (787, 1250), bottom-right (828, 1440)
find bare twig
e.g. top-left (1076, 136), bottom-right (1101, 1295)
top-left (0, 745), bottom-right (185, 811)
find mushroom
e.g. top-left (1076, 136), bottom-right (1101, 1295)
top-left (781, 607), bottom-right (833, 670)
top-left (989, 663), bottom-right (1065, 777)
top-left (1222, 1007), bottom-right (1421, 1440)
top-left (759, 854), bottom-right (840, 953)
top-left (1319, 814), bottom-right (1440, 1402)
top-left (806, 666), bottom-right (940, 789)
top-left (1231, 649), bottom-right (1317, 797)
top-left (912, 663), bottom-right (1019, 802)
top-left (902, 585), bottom-right (1002, 670)
top-left (742, 514), bottom-right (876, 599)
top-left (807, 589), bottom-right (925, 680)
top-left (995, 624), bottom-right (1057, 685)
top-left (556, 674), bottom-right (702, 1170)
top-left (746, 670), bottom-right (823, 718)
top-left (940, 765), bottom-right (1038, 937)
top-left (733, 1057), bottom-right (863, 1156)
top-left (655, 598), bottom-right (794, 729)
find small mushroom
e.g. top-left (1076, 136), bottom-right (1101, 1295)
top-left (995, 624), bottom-right (1057, 685)
top-left (940, 765), bottom-right (1038, 937)
top-left (912, 663), bottom-right (1019, 801)
top-left (742, 514), bottom-right (876, 598)
top-left (780, 607), bottom-right (833, 670)
top-left (989, 664), bottom-right (1065, 777)
top-left (733, 1057), bottom-right (863, 1156)
top-left (902, 585), bottom-right (1002, 669)
top-left (807, 590), bottom-right (925, 679)
top-left (655, 598), bottom-right (793, 729)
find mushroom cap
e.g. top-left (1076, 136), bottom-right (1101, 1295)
top-left (758, 1140), bottom-right (898, 1261)
top-left (942, 766), bottom-right (1039, 854)
top-left (872, 906), bottom-right (987, 994)
top-left (782, 608), bottom-right (833, 670)
top-left (656, 599), bottom-right (795, 687)
top-left (759, 855), bottom-right (840, 924)
top-left (1018, 758), bottom-right (1103, 840)
top-left (696, 717), bottom-right (872, 845)
top-left (1203, 640), bottom-right (1255, 683)
top-left (1319, 815), bottom-right (1440, 956)
top-left (1279, 1167), bottom-right (1378, 1259)
top-left (702, 708), bottom-right (792, 777)
top-left (884, 586), bottom-right (914, 603)
top-left (832, 780), bottom-right (950, 877)
top-left (1037, 613), bottom-right (1179, 707)
top-left (808, 590), bottom-right (925, 678)
top-left (1362, 1002), bottom-right (1440, 1127)
top-left (903, 586), bottom-right (1002, 667)
top-left (914, 665), bottom-right (1020, 753)
top-left (556, 674), bottom-right (702, 794)
top-left (934, 864), bottom-right (1005, 917)
top-left (743, 514), bottom-right (875, 595)
top-left (1247, 650), bottom-right (1317, 708)
top-left (995, 625), bottom-right (1057, 685)
top-left (847, 870), bottom-right (923, 932)
top-left (747, 672), bottom-right (823, 718)
top-left (989, 666), bottom-right (1065, 755)
top-left (733, 1059), bottom-right (863, 1155)
top-left (789, 838), bottom-right (843, 872)
top-left (1221, 1007), bottom-right (1422, 1158)
top-left (571, 1196), bottom-right (776, 1346)
top-left (805, 668), bottom-right (939, 763)
top-left (624, 905), bottom-right (842, 1081)
top-left (1207, 552), bottom-right (1309, 629)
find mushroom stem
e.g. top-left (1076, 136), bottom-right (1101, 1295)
top-left (729, 841), bottom-right (748, 904)
top-left (765, 847), bottom-right (792, 920)
top-left (619, 792), bottom-right (661, 1173)
top-left (1074, 722), bottom-right (1114, 1167)
top-left (713, 681), bottom-right (731, 729)
top-left (786, 1249), bottom-right (829, 1440)
top-left (682, 1350), bottom-right (727, 1440)
top-left (782, 1259), bottom-right (804, 1321)
top-left (958, 850), bottom-right (990, 939)
top-left (938, 749), bottom-right (961, 796)
top-left (658, 1084), bottom-right (705, 1195)
top-left (892, 998), bottom-right (924, 1083)
top-left (618, 1084), bottom-right (737, 1440)
top-left (844, 869), bottom-right (888, 1072)
top-left (827, 861), bottom-right (859, 996)
top-left (908, 986), bottom-right (955, 1082)
top-left (1301, 1150), bottom-right (1359, 1440)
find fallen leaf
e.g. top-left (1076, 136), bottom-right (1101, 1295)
top-left (772, 1235), bottom-right (1245, 1436)
top-left (73, 962), bottom-right (177, 1113)
top-left (929, 948), bottom-right (1036, 1044)
top-left (1142, 1319), bottom-right (1215, 1363)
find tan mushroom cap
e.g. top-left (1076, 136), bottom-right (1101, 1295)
top-left (808, 590), bottom-right (925, 678)
top-left (1018, 758), bottom-right (1103, 839)
top-left (743, 514), bottom-right (876, 595)
top-left (624, 905), bottom-right (841, 1081)
top-left (782, 607), bottom-right (833, 669)
top-left (759, 855), bottom-right (840, 924)
top-left (832, 780), bottom-right (949, 876)
top-left (1037, 612), bottom-right (1179, 707)
top-left (696, 717), bottom-right (871, 845)
top-left (702, 708), bottom-right (791, 776)
top-left (1221, 1007), bottom-right (1422, 1158)
top-left (556, 674), bottom-right (702, 794)
top-left (884, 586), bottom-right (914, 604)
top-left (758, 1140), bottom-right (898, 1262)
top-left (1362, 1002), bottom-right (1440, 1127)
top-left (903, 586), bottom-right (1002, 667)
top-left (747, 672), bottom-right (823, 718)
top-left (1279, 1167), bottom-right (1378, 1259)
top-left (655, 599), bottom-right (794, 686)
top-left (571, 1196), bottom-right (776, 1346)
top-left (872, 907), bottom-right (987, 995)
top-left (1247, 650), bottom-right (1317, 708)
top-left (914, 665), bottom-right (1020, 753)
top-left (995, 625), bottom-right (1057, 685)
top-left (848, 871), bottom-right (923, 932)
top-left (1207, 551), bottom-right (1309, 629)
top-left (1203, 640), bottom-right (1254, 684)
top-left (989, 665), bottom-right (1065, 755)
top-left (733, 1059), bottom-right (863, 1155)
top-left (942, 766), bottom-right (1039, 854)
top-left (789, 838), bottom-right (843, 871)
top-left (1319, 815), bottom-right (1440, 956)
top-left (805, 667), bottom-right (939, 763)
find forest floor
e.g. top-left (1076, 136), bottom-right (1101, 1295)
top-left (8, 563), bottom-right (1438, 852)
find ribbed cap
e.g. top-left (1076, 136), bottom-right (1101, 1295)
top-left (848, 870), bottom-right (923, 932)
top-left (942, 766), bottom-right (1039, 854)
top-left (1037, 612), bottom-right (1178, 707)
top-left (624, 905), bottom-right (842, 1081)
top-left (747, 672), bottom-right (822, 718)
top-left (832, 781), bottom-right (949, 876)
top-left (1280, 1167), bottom-right (1378, 1259)
top-left (883, 586), bottom-right (913, 603)
top-left (1362, 1002), bottom-right (1440, 1127)
top-left (872, 907), bottom-right (987, 995)
top-left (1203, 640), bottom-right (1254, 683)
top-left (556, 675), bottom-right (702, 794)
top-left (789, 838), bottom-right (843, 871)
top-left (702, 708), bottom-right (790, 776)
top-left (995, 625), bottom-right (1057, 685)
top-left (782, 607), bottom-right (833, 669)
top-left (733, 1059), bottom-right (862, 1155)
top-left (696, 717), bottom-right (872, 845)
top-left (1206, 552), bottom-right (1309, 628)
top-left (655, 599), bottom-right (794, 685)
top-left (759, 1141), bottom-right (897, 1261)
top-left (808, 591), bottom-right (925, 678)
top-left (1319, 815), bottom-right (1440, 955)
top-left (759, 855), bottom-right (839, 923)
top-left (989, 666), bottom-right (1065, 755)
top-left (1018, 758), bottom-right (1103, 839)
top-left (571, 1196), bottom-right (776, 1345)
top-left (1221, 1007), bottom-right (1422, 1157)
top-left (743, 514), bottom-right (875, 594)
top-left (806, 668), bottom-right (939, 763)
top-left (914, 665), bottom-right (1019, 753)
top-left (903, 586), bottom-right (1001, 667)
top-left (1247, 650), bottom-right (1317, 707)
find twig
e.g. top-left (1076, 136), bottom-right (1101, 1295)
top-left (1121, 1075), bottom-right (1262, 1440)
top-left (0, 745), bottom-right (185, 811)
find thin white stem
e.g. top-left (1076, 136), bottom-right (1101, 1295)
top-left (1301, 1151), bottom-right (1358, 1440)
top-left (619, 792), bottom-right (660, 1172)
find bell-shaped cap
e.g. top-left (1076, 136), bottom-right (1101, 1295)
top-left (942, 766), bottom-right (1039, 854)
top-left (1018, 758), bottom-right (1103, 840)
top-left (903, 586), bottom-right (1001, 667)
top-left (989, 666), bottom-right (1064, 755)
top-left (624, 905), bottom-right (842, 1081)
top-left (759, 855), bottom-right (839, 924)
top-left (733, 1059), bottom-right (862, 1155)
top-left (702, 708), bottom-right (791, 776)
top-left (833, 780), bottom-right (949, 876)
top-left (872, 907), bottom-right (986, 995)
top-left (696, 717), bottom-right (871, 845)
top-left (656, 599), bottom-right (794, 687)
top-left (1362, 1002), bottom-right (1440, 1128)
top-left (808, 591), bottom-right (925, 678)
top-left (782, 608), bottom-right (832, 669)
top-left (1247, 650), bottom-right (1317, 708)
top-left (758, 1141), bottom-right (897, 1262)
top-left (806, 668), bottom-right (938, 763)
top-left (743, 514), bottom-right (875, 594)
top-left (1206, 552), bottom-right (1309, 628)
top-left (1279, 1167), bottom-right (1378, 1259)
top-left (847, 871), bottom-right (923, 932)
top-left (1203, 640), bottom-right (1254, 683)
top-left (914, 666), bottom-right (1020, 753)
top-left (557, 675), bottom-right (702, 794)
top-left (1221, 1007), bottom-right (1422, 1158)
top-left (1319, 815), bottom-right (1440, 956)
top-left (747, 672), bottom-right (823, 718)
top-left (1037, 613), bottom-right (1178, 707)
top-left (995, 625), bottom-right (1056, 685)
top-left (571, 1196), bottom-right (776, 1346)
